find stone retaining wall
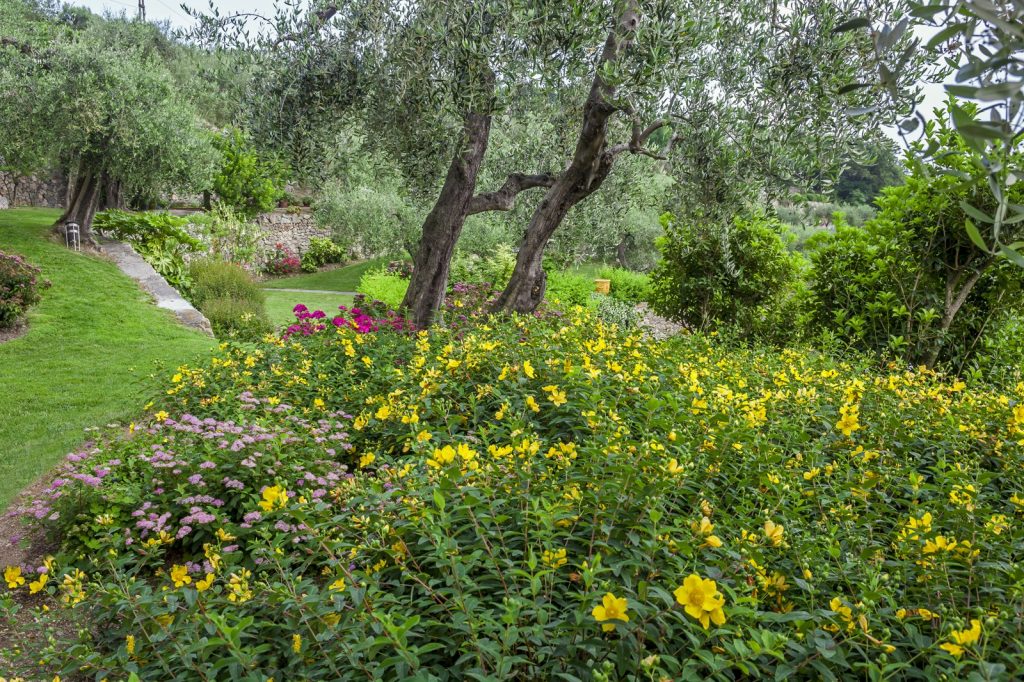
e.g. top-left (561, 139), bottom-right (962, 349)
top-left (254, 209), bottom-right (331, 258)
top-left (0, 171), bottom-right (67, 209)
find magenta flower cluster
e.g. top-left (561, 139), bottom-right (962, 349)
top-left (284, 303), bottom-right (416, 339)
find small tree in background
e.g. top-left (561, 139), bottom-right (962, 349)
top-left (210, 128), bottom-right (289, 218)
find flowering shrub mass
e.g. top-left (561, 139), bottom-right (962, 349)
top-left (0, 250), bottom-right (49, 329)
top-left (263, 243), bottom-right (302, 276)
top-left (5, 308), bottom-right (1024, 679)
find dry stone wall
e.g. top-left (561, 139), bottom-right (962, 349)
top-left (0, 171), bottom-right (67, 209)
top-left (253, 209), bottom-right (331, 258)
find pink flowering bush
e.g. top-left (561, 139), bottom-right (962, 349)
top-left (20, 407), bottom-right (353, 562)
top-left (263, 243), bottom-right (302, 276)
top-left (0, 250), bottom-right (50, 329)
top-left (284, 301), bottom-right (415, 339)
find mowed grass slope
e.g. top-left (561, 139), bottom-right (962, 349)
top-left (260, 256), bottom-right (388, 292)
top-left (0, 209), bottom-right (216, 509)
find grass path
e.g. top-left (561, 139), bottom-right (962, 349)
top-left (264, 290), bottom-right (354, 326)
top-left (261, 256), bottom-right (388, 291)
top-left (0, 209), bottom-right (216, 509)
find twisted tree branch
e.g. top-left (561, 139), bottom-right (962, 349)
top-left (466, 172), bottom-right (556, 214)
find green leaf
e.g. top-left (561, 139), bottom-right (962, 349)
top-left (833, 17), bottom-right (870, 33)
top-left (964, 219), bottom-right (990, 252)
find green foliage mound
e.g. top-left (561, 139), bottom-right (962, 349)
top-left (211, 128), bottom-right (289, 218)
top-left (189, 258), bottom-right (271, 341)
top-left (650, 211), bottom-right (806, 343)
top-left (13, 309), bottom-right (1024, 680)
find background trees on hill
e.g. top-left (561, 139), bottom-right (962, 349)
top-left (0, 3), bottom-right (217, 241)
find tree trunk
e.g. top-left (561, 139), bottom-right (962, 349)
top-left (923, 262), bottom-right (991, 368)
top-left (55, 170), bottom-right (101, 246)
top-left (616, 234), bottom-right (630, 269)
top-left (493, 5), bottom-right (640, 314)
top-left (400, 112), bottom-right (492, 327)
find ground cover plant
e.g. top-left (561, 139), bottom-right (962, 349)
top-left (5, 300), bottom-right (1024, 680)
top-left (0, 209), bottom-right (216, 509)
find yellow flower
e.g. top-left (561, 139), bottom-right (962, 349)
top-left (836, 403), bottom-right (861, 437)
top-left (329, 577), bottom-right (346, 592)
top-left (313, 398), bottom-right (326, 410)
top-left (28, 572), bottom-right (48, 594)
top-left (666, 458), bottom-right (685, 475)
top-left (292, 633), bottom-right (302, 654)
top-left (153, 410), bottom-right (169, 422)
top-left (591, 592), bottom-right (630, 632)
top-left (155, 614), bottom-right (174, 627)
top-left (673, 574), bottom-right (727, 629)
top-left (195, 573), bottom-right (215, 592)
top-left (125, 634), bottom-right (135, 655)
top-left (526, 395), bottom-right (540, 413)
top-left (170, 564), bottom-right (191, 588)
top-left (216, 527), bottom-right (236, 542)
top-left (542, 385), bottom-right (567, 406)
top-left (940, 619), bottom-right (981, 658)
top-left (427, 445), bottom-right (456, 469)
top-left (359, 452), bottom-right (376, 468)
top-left (375, 405), bottom-right (391, 420)
top-left (763, 519), bottom-right (784, 546)
top-left (257, 485), bottom-right (288, 512)
top-left (541, 548), bottom-right (568, 569)
top-left (703, 535), bottom-right (723, 548)
top-left (522, 360), bottom-right (536, 379)
top-left (4, 566), bottom-right (25, 589)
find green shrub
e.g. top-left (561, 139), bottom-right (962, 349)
top-left (804, 110), bottom-right (1024, 369)
top-left (545, 270), bottom-right (594, 308)
top-left (211, 128), bottom-right (288, 218)
top-left (189, 258), bottom-right (270, 340)
top-left (592, 293), bottom-right (642, 328)
top-left (0, 250), bottom-right (48, 329)
top-left (450, 243), bottom-right (516, 290)
top-left (597, 266), bottom-right (651, 305)
top-left (971, 312), bottom-right (1024, 386)
top-left (94, 210), bottom-right (198, 293)
top-left (650, 210), bottom-right (806, 344)
top-left (187, 203), bottom-right (266, 268)
top-left (357, 269), bottom-right (409, 308)
top-left (315, 180), bottom-right (420, 258)
top-left (300, 237), bottom-right (346, 273)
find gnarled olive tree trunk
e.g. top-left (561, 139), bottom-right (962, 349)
top-left (400, 113), bottom-right (493, 328)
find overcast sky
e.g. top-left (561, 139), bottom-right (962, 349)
top-left (71, 0), bottom-right (950, 146)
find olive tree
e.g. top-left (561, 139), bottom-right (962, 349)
top-left (0, 10), bottom-right (215, 242)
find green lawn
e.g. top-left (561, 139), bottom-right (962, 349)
top-left (261, 257), bottom-right (390, 292)
top-left (0, 209), bottom-right (216, 509)
top-left (265, 290), bottom-right (354, 326)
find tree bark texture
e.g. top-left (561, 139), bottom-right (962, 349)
top-left (55, 170), bottom-right (101, 246)
top-left (494, 6), bottom-right (640, 314)
top-left (400, 112), bottom-right (492, 328)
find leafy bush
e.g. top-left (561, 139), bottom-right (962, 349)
top-left (189, 258), bottom-right (270, 341)
top-left (357, 269), bottom-right (409, 308)
top-left (0, 250), bottom-right (48, 329)
top-left (592, 293), bottom-right (642, 328)
top-left (211, 128), bottom-right (288, 218)
top-left (597, 266), bottom-right (651, 305)
top-left (300, 237), bottom-right (345, 273)
top-left (13, 310), bottom-right (1024, 680)
top-left (187, 203), bottom-right (266, 268)
top-left (971, 312), bottom-right (1024, 386)
top-left (95, 210), bottom-right (199, 293)
top-left (804, 111), bottom-right (1024, 368)
top-left (450, 243), bottom-right (517, 291)
top-left (545, 270), bottom-right (594, 308)
top-left (315, 180), bottom-right (420, 259)
top-left (263, 243), bottom-right (302, 277)
top-left (650, 211), bottom-right (807, 344)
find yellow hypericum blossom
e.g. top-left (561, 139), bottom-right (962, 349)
top-left (28, 572), bottom-right (48, 594)
top-left (359, 452), bottom-right (376, 468)
top-left (836, 403), bottom-right (861, 436)
top-left (292, 633), bottom-right (302, 654)
top-left (61, 569), bottom-right (86, 606)
top-left (526, 395), bottom-right (540, 413)
top-left (155, 614), bottom-right (174, 628)
top-left (258, 485), bottom-right (289, 512)
top-left (187, 573), bottom-right (211, 593)
top-left (170, 565), bottom-right (191, 588)
top-left (923, 535), bottom-right (957, 554)
top-left (674, 574), bottom-right (727, 629)
top-left (541, 548), bottom-right (568, 569)
top-left (940, 619), bottom-right (982, 658)
top-left (427, 445), bottom-right (456, 469)
top-left (227, 569), bottom-right (252, 603)
top-left (216, 527), bottom-right (236, 542)
top-left (4, 566), bottom-right (25, 589)
top-left (522, 360), bottom-right (536, 379)
top-left (666, 458), bottom-right (685, 475)
top-left (329, 577), bottom-right (347, 592)
top-left (592, 592), bottom-right (630, 632)
top-left (763, 520), bottom-right (785, 546)
top-left (313, 398), bottom-right (326, 410)
top-left (375, 405), bottom-right (391, 420)
top-left (153, 410), bottom-right (169, 422)
top-left (126, 633), bottom-right (136, 655)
